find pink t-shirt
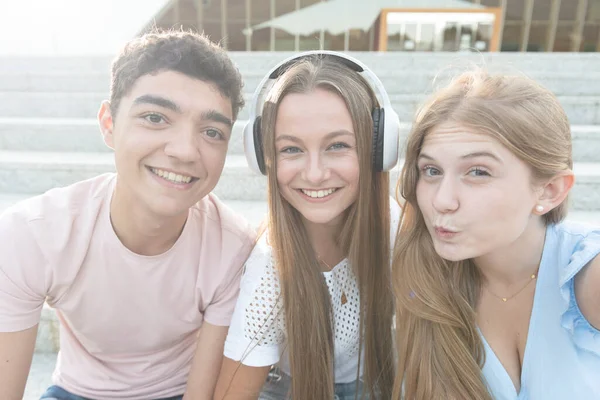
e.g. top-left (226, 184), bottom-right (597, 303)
top-left (0, 173), bottom-right (256, 399)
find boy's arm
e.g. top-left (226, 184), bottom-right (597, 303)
top-left (213, 357), bottom-right (271, 400)
top-left (0, 325), bottom-right (39, 400)
top-left (0, 210), bottom-right (50, 400)
top-left (183, 322), bottom-right (229, 400)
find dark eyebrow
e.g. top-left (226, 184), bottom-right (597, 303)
top-left (133, 94), bottom-right (181, 112)
top-left (200, 110), bottom-right (233, 128)
top-left (132, 95), bottom-right (233, 128)
top-left (275, 129), bottom-right (354, 143)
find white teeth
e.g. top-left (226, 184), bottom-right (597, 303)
top-left (301, 188), bottom-right (337, 198)
top-left (150, 168), bottom-right (193, 184)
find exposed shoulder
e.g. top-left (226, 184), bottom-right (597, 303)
top-left (575, 253), bottom-right (600, 330)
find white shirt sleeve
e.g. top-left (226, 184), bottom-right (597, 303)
top-left (223, 233), bottom-right (286, 367)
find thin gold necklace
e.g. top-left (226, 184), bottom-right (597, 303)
top-left (485, 270), bottom-right (538, 302)
top-left (318, 257), bottom-right (348, 305)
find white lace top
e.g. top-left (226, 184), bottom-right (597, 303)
top-left (223, 199), bottom-right (401, 383)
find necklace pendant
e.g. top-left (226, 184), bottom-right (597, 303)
top-left (502, 297), bottom-right (507, 302)
top-left (341, 292), bottom-right (348, 305)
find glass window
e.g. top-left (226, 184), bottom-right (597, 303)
top-left (417, 23), bottom-right (436, 51)
top-left (404, 23), bottom-right (418, 51)
top-left (226, 22), bottom-right (247, 51)
top-left (348, 29), bottom-right (371, 51)
top-left (580, 25), bottom-right (600, 51)
top-left (481, 0), bottom-right (501, 6)
top-left (531, 0), bottom-right (552, 21)
top-left (442, 22), bottom-right (460, 51)
top-left (527, 24), bottom-right (548, 51)
top-left (505, 0), bottom-right (526, 21)
top-left (558, 0), bottom-right (577, 21)
top-left (475, 23), bottom-right (494, 51)
top-left (587, 0), bottom-right (600, 22)
top-left (386, 32), bottom-right (404, 52)
top-left (553, 24), bottom-right (575, 50)
top-left (501, 23), bottom-right (522, 51)
top-left (299, 34), bottom-right (322, 51)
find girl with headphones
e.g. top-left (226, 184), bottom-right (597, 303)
top-left (213, 51), bottom-right (401, 400)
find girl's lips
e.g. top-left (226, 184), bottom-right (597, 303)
top-left (434, 226), bottom-right (459, 239)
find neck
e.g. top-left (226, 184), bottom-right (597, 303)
top-left (473, 217), bottom-right (547, 288)
top-left (110, 181), bottom-right (188, 256)
top-left (302, 217), bottom-right (345, 271)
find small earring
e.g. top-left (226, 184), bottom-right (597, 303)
top-left (535, 205), bottom-right (544, 213)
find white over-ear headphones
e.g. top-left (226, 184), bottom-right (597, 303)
top-left (242, 50), bottom-right (400, 175)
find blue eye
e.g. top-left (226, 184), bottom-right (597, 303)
top-left (281, 147), bottom-right (301, 154)
top-left (468, 168), bottom-right (491, 177)
top-left (328, 142), bottom-right (350, 150)
top-left (421, 166), bottom-right (441, 177)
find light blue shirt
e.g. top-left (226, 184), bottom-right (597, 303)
top-left (481, 221), bottom-right (600, 399)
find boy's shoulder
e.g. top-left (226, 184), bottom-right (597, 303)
top-left (0, 173), bottom-right (115, 236)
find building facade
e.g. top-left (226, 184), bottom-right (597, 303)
top-left (145, 0), bottom-right (600, 52)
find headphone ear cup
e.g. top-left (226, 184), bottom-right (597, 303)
top-left (253, 116), bottom-right (267, 175)
top-left (371, 108), bottom-right (385, 172)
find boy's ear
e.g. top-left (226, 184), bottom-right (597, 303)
top-left (98, 101), bottom-right (115, 150)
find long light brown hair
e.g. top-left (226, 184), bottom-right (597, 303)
top-left (392, 70), bottom-right (572, 399)
top-left (260, 56), bottom-right (395, 399)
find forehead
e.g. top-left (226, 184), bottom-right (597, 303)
top-left (422, 122), bottom-right (504, 154)
top-left (275, 89), bottom-right (354, 138)
top-left (122, 70), bottom-right (233, 117)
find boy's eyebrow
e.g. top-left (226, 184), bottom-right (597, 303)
top-left (132, 95), bottom-right (233, 128)
top-left (200, 110), bottom-right (233, 128)
top-left (132, 94), bottom-right (181, 112)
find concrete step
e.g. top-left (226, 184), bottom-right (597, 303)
top-left (24, 353), bottom-right (56, 400)
top-left (230, 52), bottom-right (600, 75)
top-left (0, 151), bottom-right (267, 202)
top-left (2, 151), bottom-right (600, 210)
top-left (0, 117), bottom-right (250, 155)
top-left (1, 52), bottom-right (600, 75)
top-left (2, 71), bottom-right (600, 97)
top-left (0, 193), bottom-right (268, 228)
top-left (1, 91), bottom-right (599, 124)
top-left (1, 117), bottom-right (598, 163)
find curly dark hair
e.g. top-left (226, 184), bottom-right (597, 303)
top-left (109, 29), bottom-right (244, 120)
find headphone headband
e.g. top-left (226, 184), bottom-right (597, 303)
top-left (248, 50), bottom-right (393, 122)
top-left (244, 51), bottom-right (400, 175)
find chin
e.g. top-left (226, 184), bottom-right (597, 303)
top-left (432, 242), bottom-right (471, 263)
top-left (148, 197), bottom-right (194, 218)
top-left (298, 210), bottom-right (345, 227)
